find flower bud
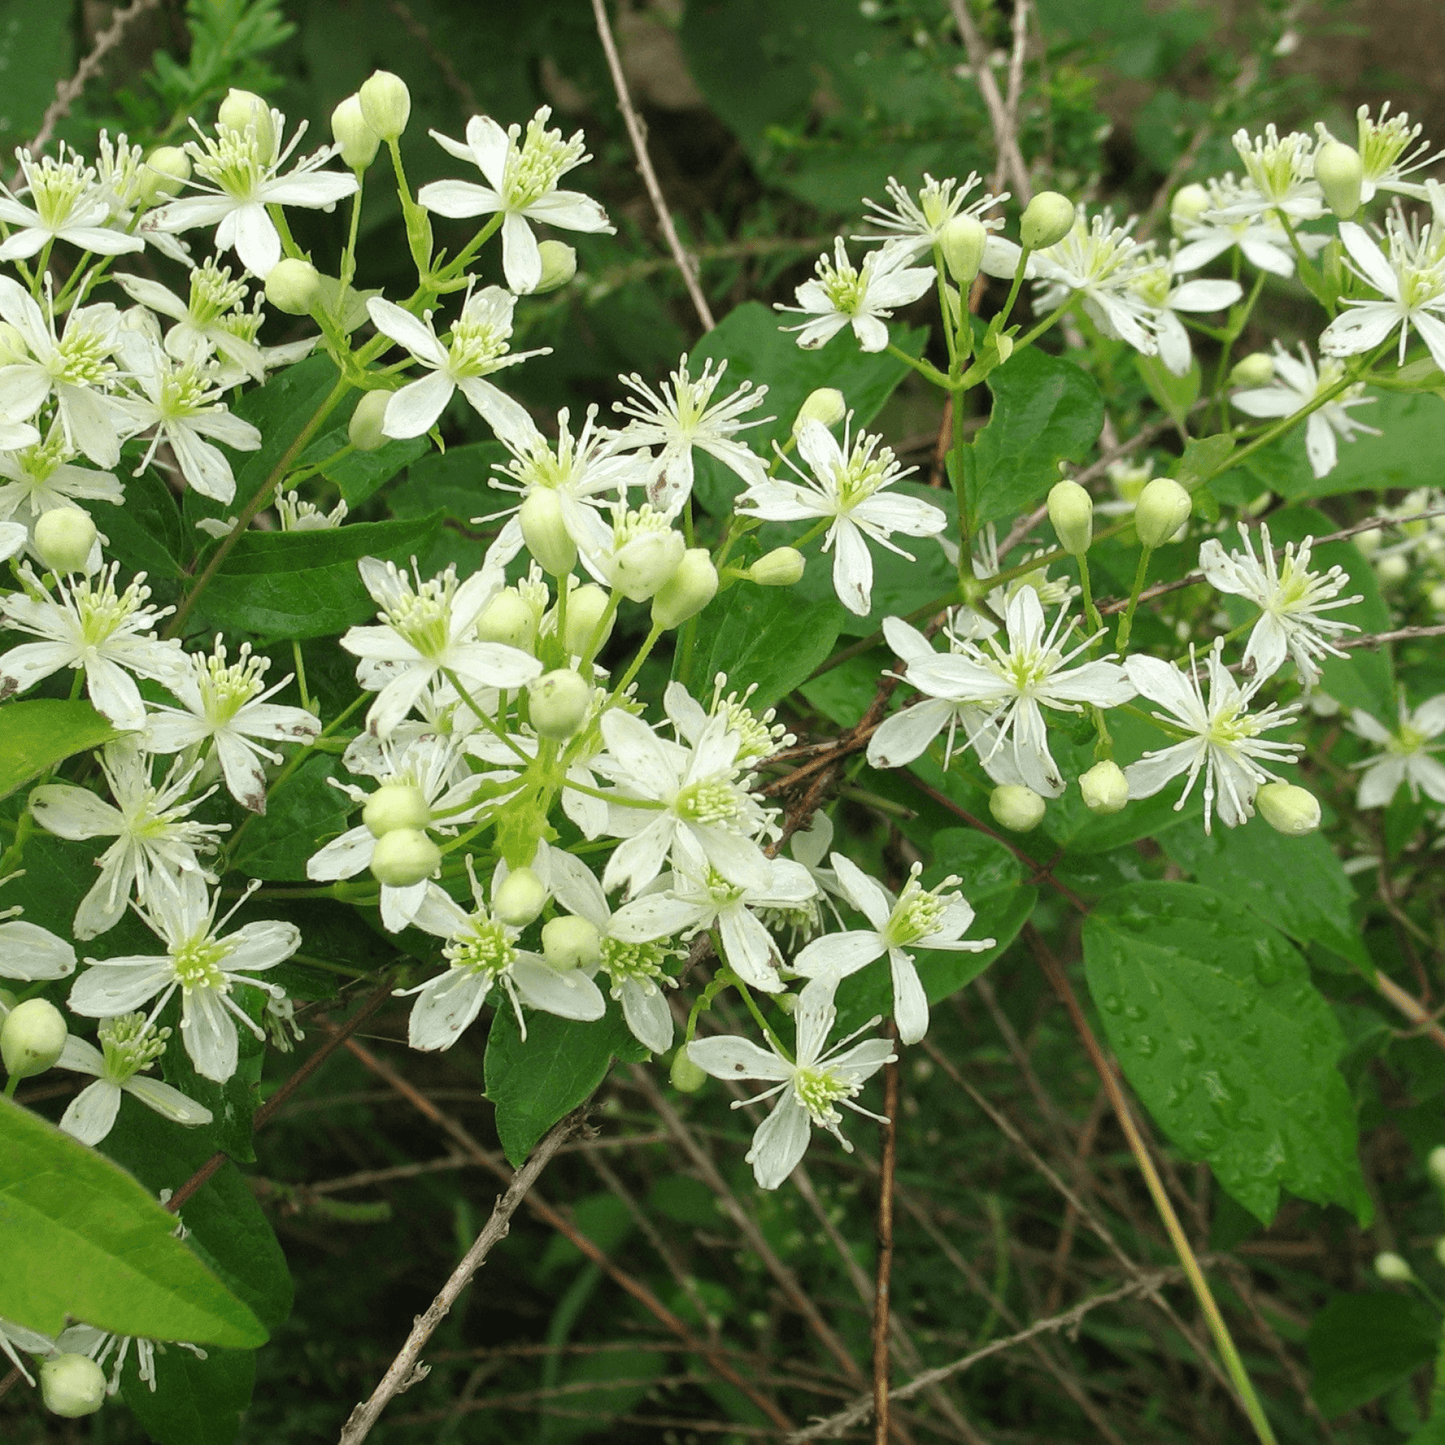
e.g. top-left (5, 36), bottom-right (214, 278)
top-left (1315, 140), bottom-right (1364, 220)
top-left (348, 390), bottom-right (391, 452)
top-left (542, 914), bottom-right (601, 971)
top-left (1256, 782), bottom-right (1320, 837)
top-left (532, 240), bottom-right (577, 294)
top-left (747, 546), bottom-right (806, 587)
top-left (652, 548), bottom-right (719, 630)
top-left (1079, 760), bottom-right (1129, 815)
top-left (265, 259), bottom-right (323, 317)
top-left (989, 784), bottom-right (1046, 833)
top-left (1428, 1145), bottom-right (1445, 1190)
top-left (1047, 479), bottom-right (1093, 557)
top-left (1170, 183), bottom-right (1210, 229)
top-left (611, 527), bottom-right (685, 601)
top-left (564, 583), bottom-right (614, 656)
top-left (369, 828), bottom-right (441, 888)
top-left (1133, 477), bottom-right (1192, 549)
top-left (331, 94), bottom-right (380, 172)
top-left (1375, 1250), bottom-right (1413, 1283)
top-left (528, 669), bottom-right (591, 739)
top-left (358, 70), bottom-right (411, 142)
top-left (363, 783), bottom-right (431, 838)
top-left (519, 490), bottom-right (577, 577)
top-left (793, 387), bottom-right (846, 435)
top-left (493, 865), bottom-right (546, 927)
top-left (940, 215), bottom-right (988, 284)
top-left (671, 1048), bottom-right (708, 1093)
top-left (477, 588), bottom-right (539, 651)
top-left (1376, 553), bottom-right (1409, 585)
top-left (217, 89), bottom-right (277, 160)
top-left (1020, 191), bottom-right (1076, 250)
top-left (1, 997), bottom-right (67, 1080)
top-left (1229, 352), bottom-right (1275, 388)
top-left (40, 1354), bottom-right (107, 1418)
top-left (140, 145), bottom-right (191, 203)
top-left (1353, 527), bottom-right (1382, 556)
top-left (33, 508), bottom-right (97, 574)
top-left (0, 320), bottom-right (27, 366)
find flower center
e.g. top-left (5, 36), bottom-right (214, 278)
top-left (445, 913), bottom-right (515, 979)
top-left (199, 647), bottom-right (268, 725)
top-left (191, 128), bottom-right (269, 199)
top-left (1206, 700), bottom-right (1263, 748)
top-left (383, 576), bottom-right (457, 659)
top-left (98, 1012), bottom-right (169, 1082)
top-left (54, 322), bottom-right (116, 387)
top-left (793, 1065), bottom-right (855, 1126)
top-left (1237, 127), bottom-right (1310, 200)
top-left (831, 437), bottom-right (899, 510)
top-left (819, 254), bottom-right (867, 316)
top-left (675, 778), bottom-right (743, 826)
top-left (883, 876), bottom-right (953, 948)
top-left (73, 571), bottom-right (147, 649)
top-left (448, 310), bottom-right (512, 377)
top-left (599, 936), bottom-right (674, 986)
top-left (503, 111), bottom-right (585, 210)
top-left (189, 262), bottom-right (248, 326)
top-left (1390, 725), bottom-right (1426, 756)
top-left (157, 363), bottom-right (218, 421)
top-left (173, 935), bottom-right (231, 992)
top-left (1358, 111), bottom-right (1420, 181)
top-left (23, 153), bottom-right (96, 229)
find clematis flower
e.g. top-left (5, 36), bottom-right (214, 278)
top-left (1130, 261), bottom-right (1242, 376)
top-left (854, 172), bottom-right (1007, 261)
top-left (114, 262), bottom-right (270, 382)
top-left (1222, 126), bottom-right (1324, 221)
top-left (0, 431), bottom-right (124, 559)
top-left (735, 417), bottom-right (945, 616)
top-left (777, 238), bottom-right (934, 352)
top-left (867, 614), bottom-right (990, 770)
top-left (1320, 218), bottom-right (1445, 370)
top-left (0, 146), bottom-right (145, 261)
top-left (686, 973), bottom-right (896, 1190)
top-left (1030, 209), bottom-right (1160, 354)
top-left (1171, 177), bottom-right (1323, 279)
top-left (418, 107), bottom-right (614, 294)
top-left (1349, 694), bottom-right (1445, 807)
top-left (52, 1322), bottom-right (206, 1396)
top-left (1342, 103), bottom-right (1443, 204)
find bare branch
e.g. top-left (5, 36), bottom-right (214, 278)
top-left (948, 0), bottom-right (1031, 202)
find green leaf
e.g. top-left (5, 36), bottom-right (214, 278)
top-left (1135, 353), bottom-right (1200, 431)
top-left (969, 347), bottom-right (1104, 526)
top-left (121, 1348), bottom-right (256, 1445)
top-left (191, 512), bottom-right (444, 641)
top-left (1083, 882), bottom-right (1370, 1224)
top-left (231, 755), bottom-right (353, 881)
top-left (1307, 1293), bottom-right (1439, 1417)
top-left (221, 356), bottom-right (342, 512)
top-left (1161, 816), bottom-right (1368, 970)
top-left (298, 417), bottom-right (431, 508)
top-left (0, 700), bottom-right (122, 799)
top-left (0, 1097), bottom-right (267, 1347)
top-left (1174, 432), bottom-right (1236, 489)
top-left (0, 0), bottom-right (74, 159)
top-left (102, 466), bottom-right (188, 579)
top-left (683, 584), bottom-right (847, 707)
top-left (485, 1003), bottom-right (648, 1167)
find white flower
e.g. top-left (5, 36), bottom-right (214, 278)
top-left (1349, 695), bottom-right (1445, 807)
top-left (1124, 642), bottom-right (1303, 833)
top-left (53, 1322), bottom-right (205, 1396)
top-left (29, 745), bottom-right (227, 938)
top-left (0, 1316), bottom-right (56, 1386)
top-left (396, 858), bottom-right (605, 1050)
top-left (276, 489), bottom-right (348, 531)
top-left (687, 973), bottom-right (896, 1190)
top-left (1320, 217), bottom-right (1445, 370)
top-left (143, 639), bottom-right (320, 812)
top-left (0, 563), bottom-right (186, 729)
top-left (868, 614), bottom-right (989, 770)
top-left (153, 108), bottom-right (358, 276)
top-left (1224, 126), bottom-right (1323, 221)
top-left (57, 1013), bottom-right (212, 1145)
top-left (366, 289), bottom-right (548, 441)
top-left (114, 262), bottom-right (270, 382)
top-left (1131, 261), bottom-right (1242, 376)
top-left (544, 845), bottom-right (682, 1053)
top-left (1198, 523), bottom-right (1362, 688)
top-left (666, 673), bottom-right (795, 770)
top-left (0, 431), bottom-right (123, 553)
top-left (340, 557), bottom-right (541, 737)
top-left (418, 107), bottom-right (614, 294)
top-left (1172, 177), bottom-right (1321, 279)
top-left (0, 914), bottom-right (75, 982)
top-left (0, 146), bottom-right (145, 260)
top-left (1030, 210), bottom-right (1160, 354)
top-left (792, 855), bottom-right (990, 1046)
top-left (901, 588), bottom-right (1134, 797)
top-left (854, 172), bottom-right (1006, 261)
top-left (611, 357), bottom-right (771, 513)
top-left (577, 501), bottom-right (686, 601)
top-left (735, 416), bottom-right (944, 616)
top-left (67, 871), bottom-right (297, 1082)
top-left (1347, 103), bottom-right (1444, 203)
top-left (1230, 342), bottom-right (1379, 478)
top-left (776, 238), bottom-right (934, 352)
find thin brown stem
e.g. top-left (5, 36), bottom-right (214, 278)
top-left (873, 1029), bottom-right (900, 1445)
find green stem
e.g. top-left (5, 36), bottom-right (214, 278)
top-left (610, 622), bottom-right (665, 701)
top-left (1077, 552), bottom-right (1102, 636)
top-left (1115, 546), bottom-right (1154, 654)
top-left (886, 343), bottom-right (951, 389)
top-left (442, 666), bottom-right (530, 763)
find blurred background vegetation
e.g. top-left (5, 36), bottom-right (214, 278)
top-left (5, 0), bottom-right (1445, 1441)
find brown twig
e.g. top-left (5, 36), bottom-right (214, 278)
top-left (872, 1028), bottom-right (900, 1445)
top-left (948, 0), bottom-right (1031, 202)
top-left (337, 1109), bottom-right (584, 1444)
top-left (590, 0), bottom-right (715, 332)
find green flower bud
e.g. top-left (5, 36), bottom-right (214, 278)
top-left (33, 508), bottom-right (97, 574)
top-left (1133, 477), bottom-right (1191, 549)
top-left (331, 94), bottom-right (380, 172)
top-left (2, 997), bottom-right (68, 1080)
top-left (792, 387), bottom-right (846, 435)
top-left (670, 1048), bottom-right (708, 1093)
top-left (362, 783), bottom-right (431, 839)
top-left (563, 583), bottom-right (614, 657)
top-left (1047, 479), bottom-right (1093, 557)
top-left (1079, 760), bottom-right (1129, 815)
top-left (1315, 139), bottom-right (1364, 220)
top-left (217, 89), bottom-right (277, 160)
top-left (940, 214), bottom-right (988, 284)
top-left (477, 588), bottom-right (539, 651)
top-left (529, 669), bottom-right (591, 740)
top-left (358, 70), bottom-right (411, 142)
top-left (1170, 183), bottom-right (1210, 229)
top-left (493, 865), bottom-right (547, 928)
top-left (369, 828), bottom-right (441, 888)
top-left (140, 145), bottom-right (191, 203)
top-left (542, 915), bottom-right (601, 971)
top-left (1020, 191), bottom-right (1076, 250)
top-left (1229, 352), bottom-right (1275, 388)
top-left (40, 1354), bottom-right (107, 1418)
top-left (532, 240), bottom-right (577, 294)
top-left (747, 546), bottom-right (806, 587)
top-left (1255, 782), bottom-right (1320, 837)
top-left (1375, 1250), bottom-right (1413, 1283)
top-left (264, 259), bottom-right (323, 317)
top-left (989, 784), bottom-right (1046, 832)
top-left (519, 490), bottom-right (577, 577)
top-left (652, 548), bottom-right (719, 630)
top-left (348, 390), bottom-right (391, 452)
top-left (611, 528), bottom-right (685, 601)
top-left (1376, 553), bottom-right (1409, 586)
